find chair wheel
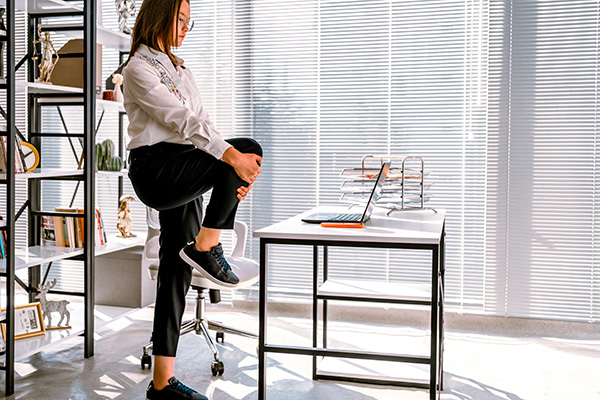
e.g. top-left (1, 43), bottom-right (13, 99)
top-left (141, 354), bottom-right (152, 370)
top-left (216, 331), bottom-right (225, 344)
top-left (211, 361), bottom-right (224, 376)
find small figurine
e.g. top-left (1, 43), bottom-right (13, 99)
top-left (112, 73), bottom-right (124, 102)
top-left (32, 27), bottom-right (59, 83)
top-left (35, 279), bottom-right (71, 329)
top-left (115, 0), bottom-right (136, 34)
top-left (117, 195), bottom-right (136, 238)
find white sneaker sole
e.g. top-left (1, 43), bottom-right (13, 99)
top-left (179, 248), bottom-right (238, 288)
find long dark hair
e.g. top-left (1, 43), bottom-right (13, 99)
top-left (126, 0), bottom-right (188, 66)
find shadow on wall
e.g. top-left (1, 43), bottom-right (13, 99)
top-left (445, 373), bottom-right (524, 400)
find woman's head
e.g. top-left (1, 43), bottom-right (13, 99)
top-left (127, 0), bottom-right (191, 65)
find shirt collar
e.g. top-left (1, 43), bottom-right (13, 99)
top-left (137, 44), bottom-right (185, 68)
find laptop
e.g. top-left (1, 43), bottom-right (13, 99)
top-left (301, 162), bottom-right (390, 224)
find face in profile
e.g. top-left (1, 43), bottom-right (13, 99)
top-left (174, 0), bottom-right (192, 48)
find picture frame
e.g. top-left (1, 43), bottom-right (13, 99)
top-left (1, 302), bottom-right (46, 340)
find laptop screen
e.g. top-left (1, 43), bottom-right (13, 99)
top-left (360, 162), bottom-right (390, 221)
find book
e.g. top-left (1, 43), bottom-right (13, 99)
top-left (0, 135), bottom-right (7, 173)
top-left (0, 136), bottom-right (27, 173)
top-left (95, 208), bottom-right (104, 246)
top-left (76, 209), bottom-right (84, 248)
top-left (0, 230), bottom-right (5, 258)
top-left (97, 208), bottom-right (107, 244)
top-left (53, 215), bottom-right (65, 247)
top-left (55, 207), bottom-right (78, 248)
top-left (41, 216), bottom-right (57, 246)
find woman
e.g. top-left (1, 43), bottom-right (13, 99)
top-left (122, 1), bottom-right (262, 399)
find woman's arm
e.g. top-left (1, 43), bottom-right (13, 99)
top-left (123, 61), bottom-right (231, 160)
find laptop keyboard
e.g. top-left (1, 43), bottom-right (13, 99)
top-left (330, 213), bottom-right (362, 222)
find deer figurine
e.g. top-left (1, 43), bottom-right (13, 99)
top-left (35, 279), bottom-right (70, 329)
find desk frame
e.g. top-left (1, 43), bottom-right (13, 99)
top-left (258, 227), bottom-right (445, 400)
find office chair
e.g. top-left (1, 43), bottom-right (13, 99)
top-left (140, 207), bottom-right (259, 376)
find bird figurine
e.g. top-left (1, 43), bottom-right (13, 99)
top-left (117, 195), bottom-right (136, 238)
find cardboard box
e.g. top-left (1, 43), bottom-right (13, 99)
top-left (49, 39), bottom-right (103, 96)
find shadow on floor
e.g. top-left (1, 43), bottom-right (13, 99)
top-left (444, 373), bottom-right (524, 400)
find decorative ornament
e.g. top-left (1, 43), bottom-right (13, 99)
top-left (112, 73), bottom-right (124, 102)
top-left (115, 0), bottom-right (136, 35)
top-left (32, 27), bottom-right (59, 83)
top-left (117, 195), bottom-right (136, 238)
top-left (35, 279), bottom-right (71, 330)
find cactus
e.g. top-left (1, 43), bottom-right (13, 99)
top-left (102, 139), bottom-right (115, 158)
top-left (106, 155), bottom-right (123, 171)
top-left (95, 143), bottom-right (105, 170)
top-left (96, 139), bottom-right (121, 171)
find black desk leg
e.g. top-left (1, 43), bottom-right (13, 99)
top-left (430, 245), bottom-right (440, 400)
top-left (259, 239), bottom-right (268, 400)
top-left (312, 245), bottom-right (319, 380)
top-left (323, 246), bottom-right (328, 350)
top-left (439, 229), bottom-right (446, 391)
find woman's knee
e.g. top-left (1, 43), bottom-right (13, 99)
top-left (247, 138), bottom-right (263, 157)
top-left (228, 137), bottom-right (263, 157)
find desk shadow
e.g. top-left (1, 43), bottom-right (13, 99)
top-left (233, 356), bottom-right (378, 400)
top-left (444, 373), bottom-right (525, 400)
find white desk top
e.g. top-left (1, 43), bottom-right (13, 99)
top-left (253, 206), bottom-right (445, 245)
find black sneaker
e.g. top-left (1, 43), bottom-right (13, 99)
top-left (146, 377), bottom-right (208, 400)
top-left (180, 242), bottom-right (239, 287)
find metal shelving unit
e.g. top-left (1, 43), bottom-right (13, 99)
top-left (0, 0), bottom-right (125, 396)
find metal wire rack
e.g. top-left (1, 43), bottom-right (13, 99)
top-left (339, 155), bottom-right (432, 214)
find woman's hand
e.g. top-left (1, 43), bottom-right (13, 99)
top-left (237, 184), bottom-right (252, 202)
top-left (223, 147), bottom-right (262, 184)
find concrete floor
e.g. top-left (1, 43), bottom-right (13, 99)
top-left (1, 301), bottom-right (599, 400)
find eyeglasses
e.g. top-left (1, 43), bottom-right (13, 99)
top-left (178, 15), bottom-right (194, 32)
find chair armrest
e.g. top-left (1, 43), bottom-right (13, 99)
top-left (232, 220), bottom-right (248, 257)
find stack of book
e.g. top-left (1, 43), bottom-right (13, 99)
top-left (0, 215), bottom-right (8, 258)
top-left (41, 208), bottom-right (108, 248)
top-left (0, 124), bottom-right (28, 173)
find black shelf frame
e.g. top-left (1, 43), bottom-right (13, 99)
top-left (1, 1), bottom-right (97, 395)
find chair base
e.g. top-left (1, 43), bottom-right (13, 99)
top-left (141, 286), bottom-right (257, 376)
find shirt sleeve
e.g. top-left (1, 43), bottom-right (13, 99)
top-left (123, 60), bottom-right (231, 160)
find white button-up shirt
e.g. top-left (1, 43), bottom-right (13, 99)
top-left (122, 44), bottom-right (231, 160)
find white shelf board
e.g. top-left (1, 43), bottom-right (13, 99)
top-left (0, 234), bottom-right (146, 273)
top-left (21, 0), bottom-right (82, 14)
top-left (0, 168), bottom-right (83, 181)
top-left (96, 99), bottom-right (125, 112)
top-left (39, 23), bottom-right (132, 51)
top-left (96, 169), bottom-right (129, 177)
top-left (0, 303), bottom-right (136, 364)
top-left (98, 26), bottom-right (132, 51)
top-left (0, 245), bottom-right (84, 273)
top-left (318, 279), bottom-right (431, 303)
top-left (95, 234), bottom-right (146, 257)
top-left (317, 357), bottom-right (429, 385)
top-left (17, 81), bottom-right (83, 95)
top-left (37, 97), bottom-right (125, 112)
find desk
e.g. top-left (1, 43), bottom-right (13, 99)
top-left (253, 207), bottom-right (445, 400)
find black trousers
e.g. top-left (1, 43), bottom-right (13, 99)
top-left (128, 138), bottom-right (262, 356)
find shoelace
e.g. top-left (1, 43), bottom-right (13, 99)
top-left (172, 380), bottom-right (196, 396)
top-left (211, 245), bottom-right (232, 272)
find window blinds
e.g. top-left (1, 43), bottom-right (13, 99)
top-left (488, 0), bottom-right (600, 321)
top-left (179, 0), bottom-right (489, 307)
